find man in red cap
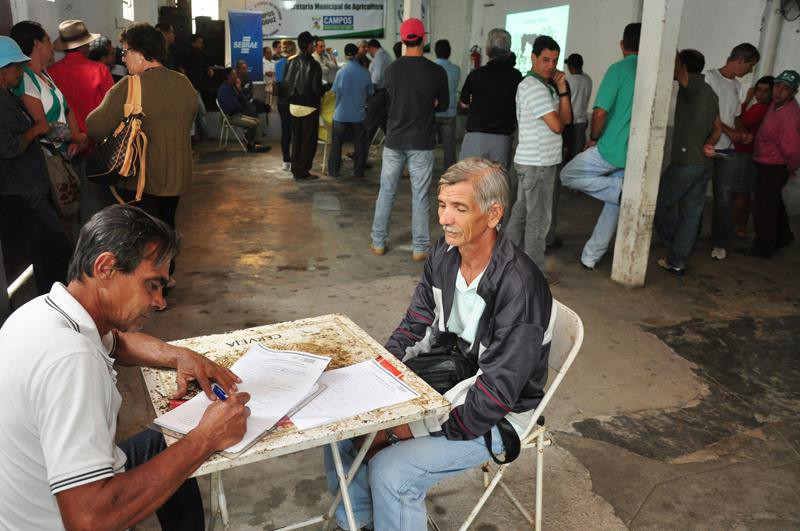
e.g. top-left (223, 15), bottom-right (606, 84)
top-left (370, 17), bottom-right (449, 263)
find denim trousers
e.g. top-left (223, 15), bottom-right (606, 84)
top-left (654, 164), bottom-right (713, 268)
top-left (559, 145), bottom-right (624, 267)
top-left (435, 116), bottom-right (457, 170)
top-left (711, 149), bottom-right (737, 248)
top-left (328, 120), bottom-right (368, 177)
top-left (117, 429), bottom-right (204, 530)
top-left (371, 148), bottom-right (434, 253)
top-left (505, 164), bottom-right (557, 268)
top-left (323, 428), bottom-right (504, 530)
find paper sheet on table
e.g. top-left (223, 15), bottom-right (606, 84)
top-left (290, 359), bottom-right (419, 430)
top-left (153, 343), bottom-right (330, 453)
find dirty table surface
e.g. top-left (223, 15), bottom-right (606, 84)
top-left (141, 314), bottom-right (451, 477)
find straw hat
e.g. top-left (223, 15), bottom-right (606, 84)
top-left (52, 20), bottom-right (100, 51)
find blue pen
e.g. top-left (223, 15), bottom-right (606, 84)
top-left (211, 383), bottom-right (228, 401)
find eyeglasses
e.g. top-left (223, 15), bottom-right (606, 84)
top-left (121, 48), bottom-right (131, 57)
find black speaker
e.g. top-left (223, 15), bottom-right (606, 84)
top-left (158, 6), bottom-right (191, 43)
top-left (195, 16), bottom-right (225, 67)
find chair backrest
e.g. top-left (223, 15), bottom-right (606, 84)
top-left (215, 98), bottom-right (232, 124)
top-left (519, 299), bottom-right (584, 443)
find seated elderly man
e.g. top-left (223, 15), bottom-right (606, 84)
top-left (325, 157), bottom-right (555, 530)
top-left (217, 67), bottom-right (269, 152)
top-left (0, 205), bottom-right (251, 530)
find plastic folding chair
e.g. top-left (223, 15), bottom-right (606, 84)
top-left (216, 98), bottom-right (248, 152)
top-left (455, 299), bottom-right (584, 531)
top-left (317, 91), bottom-right (336, 174)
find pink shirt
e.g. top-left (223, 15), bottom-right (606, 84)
top-left (753, 98), bottom-right (800, 171)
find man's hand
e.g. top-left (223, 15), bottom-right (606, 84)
top-left (206, 67), bottom-right (214, 78)
top-left (553, 70), bottom-right (568, 93)
top-left (172, 347), bottom-right (241, 399)
top-left (191, 391), bottom-right (251, 451)
top-left (356, 424), bottom-right (414, 460)
top-left (702, 143), bottom-right (716, 158)
top-left (67, 132), bottom-right (89, 158)
top-left (584, 139), bottom-right (597, 150)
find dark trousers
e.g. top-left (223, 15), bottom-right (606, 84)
top-left (364, 89), bottom-right (388, 145)
top-left (277, 101), bottom-right (292, 163)
top-left (711, 149), bottom-right (737, 248)
top-left (0, 194), bottom-right (72, 295)
top-left (290, 110), bottom-right (320, 179)
top-left (435, 116), bottom-right (457, 171)
top-left (118, 429), bottom-right (204, 530)
top-left (328, 121), bottom-right (367, 177)
top-left (114, 190), bottom-right (180, 275)
top-left (752, 163), bottom-right (793, 256)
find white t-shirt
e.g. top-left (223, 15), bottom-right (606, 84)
top-left (703, 68), bottom-right (743, 150)
top-left (515, 76), bottom-right (563, 166)
top-left (567, 73), bottom-right (592, 123)
top-left (263, 58), bottom-right (275, 79)
top-left (0, 283), bottom-right (126, 529)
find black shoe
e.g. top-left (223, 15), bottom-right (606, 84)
top-left (248, 143), bottom-right (271, 153)
top-left (744, 247), bottom-right (771, 258)
top-left (545, 238), bottom-right (563, 255)
top-left (295, 173), bottom-right (319, 181)
top-left (657, 257), bottom-right (685, 276)
top-left (580, 261), bottom-right (594, 271)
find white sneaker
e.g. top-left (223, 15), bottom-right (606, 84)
top-left (281, 162), bottom-right (290, 171)
top-left (711, 247), bottom-right (727, 260)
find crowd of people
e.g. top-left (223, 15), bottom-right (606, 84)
top-left (0, 12), bottom-right (798, 531)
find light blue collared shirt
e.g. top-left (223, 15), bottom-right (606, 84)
top-left (369, 47), bottom-right (392, 88)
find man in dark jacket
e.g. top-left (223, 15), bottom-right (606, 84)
top-left (282, 31), bottom-right (324, 180)
top-left (325, 158), bottom-right (554, 530)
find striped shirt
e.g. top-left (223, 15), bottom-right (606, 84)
top-left (0, 283), bottom-right (126, 529)
top-left (514, 75), bottom-right (563, 166)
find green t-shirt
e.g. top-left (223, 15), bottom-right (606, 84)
top-left (594, 54), bottom-right (637, 168)
top-left (671, 73), bottom-right (719, 167)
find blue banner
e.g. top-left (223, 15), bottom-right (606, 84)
top-left (229, 10), bottom-right (263, 80)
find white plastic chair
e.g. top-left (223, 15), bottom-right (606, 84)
top-left (216, 98), bottom-right (248, 152)
top-left (456, 299), bottom-right (584, 531)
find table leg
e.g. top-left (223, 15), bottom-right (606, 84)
top-left (208, 472), bottom-right (219, 531)
top-left (218, 472), bottom-right (230, 528)
top-left (323, 432), bottom-right (377, 530)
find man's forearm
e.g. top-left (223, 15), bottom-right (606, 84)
top-left (558, 94), bottom-right (572, 125)
top-left (56, 430), bottom-right (214, 530)
top-left (115, 331), bottom-right (178, 368)
top-left (706, 116), bottom-right (722, 147)
top-left (590, 109), bottom-right (607, 140)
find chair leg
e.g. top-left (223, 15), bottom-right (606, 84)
top-left (459, 465), bottom-right (508, 531)
top-left (535, 431), bottom-right (545, 531)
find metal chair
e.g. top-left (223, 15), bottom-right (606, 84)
top-left (216, 98), bottom-right (248, 152)
top-left (457, 299), bottom-right (584, 531)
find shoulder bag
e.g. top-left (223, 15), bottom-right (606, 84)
top-left (41, 143), bottom-right (80, 218)
top-left (85, 75), bottom-right (148, 203)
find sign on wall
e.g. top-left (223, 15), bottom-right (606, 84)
top-left (244, 1), bottom-right (385, 39)
top-left (229, 10), bottom-right (264, 79)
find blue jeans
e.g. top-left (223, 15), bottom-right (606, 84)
top-left (712, 149), bottom-right (737, 248)
top-left (324, 428), bottom-right (504, 530)
top-left (654, 164), bottom-right (713, 268)
top-left (559, 146), bottom-right (624, 267)
top-left (329, 121), bottom-right (368, 177)
top-left (371, 148), bottom-right (434, 253)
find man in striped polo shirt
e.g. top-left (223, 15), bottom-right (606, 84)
top-left (506, 35), bottom-right (572, 270)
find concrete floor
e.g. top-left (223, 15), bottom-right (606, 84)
top-left (105, 138), bottom-right (800, 530)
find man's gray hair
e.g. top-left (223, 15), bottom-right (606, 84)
top-left (486, 28), bottom-right (511, 60)
top-left (439, 158), bottom-right (509, 213)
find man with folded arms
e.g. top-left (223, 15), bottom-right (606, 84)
top-left (0, 205), bottom-right (250, 530)
top-left (327, 158), bottom-right (554, 530)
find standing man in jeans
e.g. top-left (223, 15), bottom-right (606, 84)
top-left (703, 42), bottom-right (760, 260)
top-left (434, 39), bottom-right (461, 172)
top-left (559, 23), bottom-right (641, 270)
top-left (369, 18), bottom-right (449, 262)
top-left (328, 43), bottom-right (373, 178)
top-left (654, 50), bottom-right (721, 276)
top-left (506, 35), bottom-right (571, 271)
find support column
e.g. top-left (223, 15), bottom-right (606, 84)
top-left (610, 0), bottom-right (684, 287)
top-left (0, 239), bottom-right (9, 325)
top-left (756, 0), bottom-right (783, 80)
top-left (403, 0), bottom-right (422, 20)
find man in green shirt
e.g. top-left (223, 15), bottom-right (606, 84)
top-left (654, 50), bottom-right (721, 276)
top-left (559, 23), bottom-right (640, 269)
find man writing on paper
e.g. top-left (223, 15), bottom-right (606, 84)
top-left (326, 158), bottom-right (554, 530)
top-left (0, 205), bottom-right (251, 530)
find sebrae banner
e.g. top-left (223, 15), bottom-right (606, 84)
top-left (244, 1), bottom-right (386, 39)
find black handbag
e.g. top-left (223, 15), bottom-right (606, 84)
top-left (404, 332), bottom-right (521, 464)
top-left (85, 75), bottom-right (147, 202)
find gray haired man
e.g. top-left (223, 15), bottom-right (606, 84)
top-left (458, 29), bottom-right (523, 167)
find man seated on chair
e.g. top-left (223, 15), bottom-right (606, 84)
top-left (216, 67), bottom-right (269, 152)
top-left (325, 157), bottom-right (555, 530)
top-left (0, 204), bottom-right (251, 530)
top-left (235, 58), bottom-right (271, 116)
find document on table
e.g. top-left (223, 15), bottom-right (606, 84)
top-left (153, 343), bottom-right (330, 454)
top-left (290, 359), bottom-right (419, 430)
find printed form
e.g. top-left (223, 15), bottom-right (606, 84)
top-left (154, 343), bottom-right (330, 453)
top-left (291, 359), bottom-right (419, 430)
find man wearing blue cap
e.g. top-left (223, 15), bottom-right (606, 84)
top-left (0, 36), bottom-right (73, 295)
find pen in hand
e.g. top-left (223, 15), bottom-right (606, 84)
top-left (211, 383), bottom-right (228, 401)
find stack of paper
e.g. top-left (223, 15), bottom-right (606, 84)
top-left (154, 344), bottom-right (330, 454)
